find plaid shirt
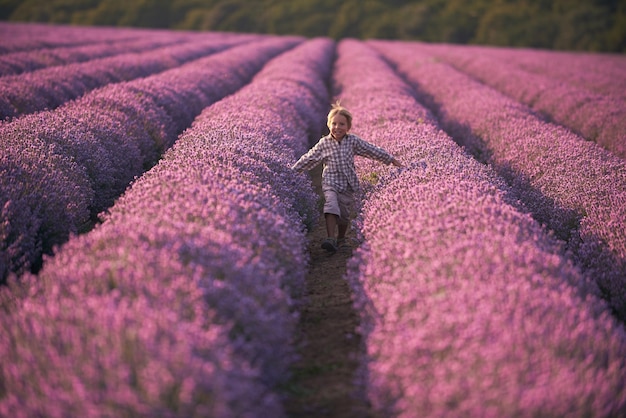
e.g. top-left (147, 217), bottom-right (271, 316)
top-left (292, 133), bottom-right (394, 192)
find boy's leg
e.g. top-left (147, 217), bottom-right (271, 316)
top-left (337, 223), bottom-right (348, 240)
top-left (336, 189), bottom-right (354, 243)
top-left (322, 186), bottom-right (341, 239)
top-left (322, 186), bottom-right (341, 252)
top-left (325, 213), bottom-right (338, 238)
top-left (322, 213), bottom-right (338, 252)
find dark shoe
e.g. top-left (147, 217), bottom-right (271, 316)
top-left (321, 237), bottom-right (338, 252)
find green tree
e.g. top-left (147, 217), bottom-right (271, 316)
top-left (120, 0), bottom-right (173, 28)
top-left (474, 2), bottom-right (544, 47)
top-left (607, 2), bottom-right (626, 51)
top-left (74, 0), bottom-right (128, 26)
top-left (437, 0), bottom-right (486, 44)
top-left (1, 0), bottom-right (624, 52)
top-left (0, 0), bottom-right (24, 20)
top-left (394, 2), bottom-right (434, 40)
top-left (555, 3), bottom-right (615, 51)
top-left (9, 0), bottom-right (100, 23)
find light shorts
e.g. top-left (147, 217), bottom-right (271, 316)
top-left (323, 185), bottom-right (354, 226)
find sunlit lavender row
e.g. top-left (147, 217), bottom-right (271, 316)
top-left (460, 45), bottom-right (626, 99)
top-left (333, 39), bottom-right (626, 417)
top-left (0, 33), bottom-right (194, 77)
top-left (0, 37), bottom-right (332, 417)
top-left (0, 35), bottom-right (254, 119)
top-left (0, 22), bottom-right (168, 53)
top-left (371, 40), bottom-right (626, 320)
top-left (410, 42), bottom-right (626, 159)
top-left (0, 36), bottom-right (300, 282)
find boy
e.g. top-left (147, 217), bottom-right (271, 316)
top-left (292, 102), bottom-right (403, 252)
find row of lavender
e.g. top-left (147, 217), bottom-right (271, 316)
top-left (0, 22), bottom-right (173, 53)
top-left (0, 33), bottom-right (258, 119)
top-left (371, 41), bottom-right (626, 322)
top-left (333, 40), bottom-right (626, 417)
top-left (437, 44), bottom-right (626, 99)
top-left (411, 42), bottom-right (626, 159)
top-left (0, 38), bottom-right (333, 417)
top-left (0, 36), bottom-right (300, 281)
top-left (5, 26), bottom-right (624, 415)
top-left (0, 33), bottom-right (193, 77)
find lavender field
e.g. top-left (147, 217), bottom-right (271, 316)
top-left (1, 23), bottom-right (625, 417)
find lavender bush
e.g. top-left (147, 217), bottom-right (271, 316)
top-left (0, 35), bottom-right (253, 120)
top-left (371, 40), bottom-right (626, 321)
top-left (1, 243), bottom-right (278, 417)
top-left (411, 42), bottom-right (626, 159)
top-left (332, 39), bottom-right (626, 417)
top-left (0, 130), bottom-right (94, 278)
top-left (0, 22), bottom-right (147, 54)
top-left (0, 34), bottom-right (194, 77)
top-left (0, 37), bottom-right (333, 416)
top-left (3, 23), bottom-right (625, 416)
top-left (0, 36), bottom-right (300, 282)
top-left (441, 44), bottom-right (626, 99)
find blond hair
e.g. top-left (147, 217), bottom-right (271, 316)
top-left (327, 101), bottom-right (352, 130)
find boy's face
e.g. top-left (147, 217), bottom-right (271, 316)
top-left (329, 114), bottom-right (349, 140)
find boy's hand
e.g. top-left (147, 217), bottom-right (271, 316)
top-left (392, 158), bottom-right (403, 167)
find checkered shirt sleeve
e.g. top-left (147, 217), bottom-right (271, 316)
top-left (292, 134), bottom-right (394, 192)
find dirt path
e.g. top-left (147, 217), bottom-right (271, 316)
top-left (284, 167), bottom-right (376, 417)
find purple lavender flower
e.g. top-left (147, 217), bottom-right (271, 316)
top-left (1, 36), bottom-right (301, 281)
top-left (403, 42), bottom-right (626, 159)
top-left (0, 36), bottom-right (251, 120)
top-left (0, 37), bottom-right (333, 416)
top-left (370, 40), bottom-right (626, 320)
top-left (0, 34), bottom-right (194, 77)
top-left (332, 39), bottom-right (626, 417)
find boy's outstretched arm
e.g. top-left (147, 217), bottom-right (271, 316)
top-left (355, 137), bottom-right (403, 167)
top-left (292, 142), bottom-right (324, 172)
top-left (391, 157), bottom-right (403, 167)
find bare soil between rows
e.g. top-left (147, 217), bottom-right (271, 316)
top-left (283, 167), bottom-right (377, 417)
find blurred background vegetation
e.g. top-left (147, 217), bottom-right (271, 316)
top-left (1, 0), bottom-right (624, 52)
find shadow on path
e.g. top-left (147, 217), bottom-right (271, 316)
top-left (284, 166), bottom-right (376, 417)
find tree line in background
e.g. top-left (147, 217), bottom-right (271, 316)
top-left (1, 0), bottom-right (625, 52)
